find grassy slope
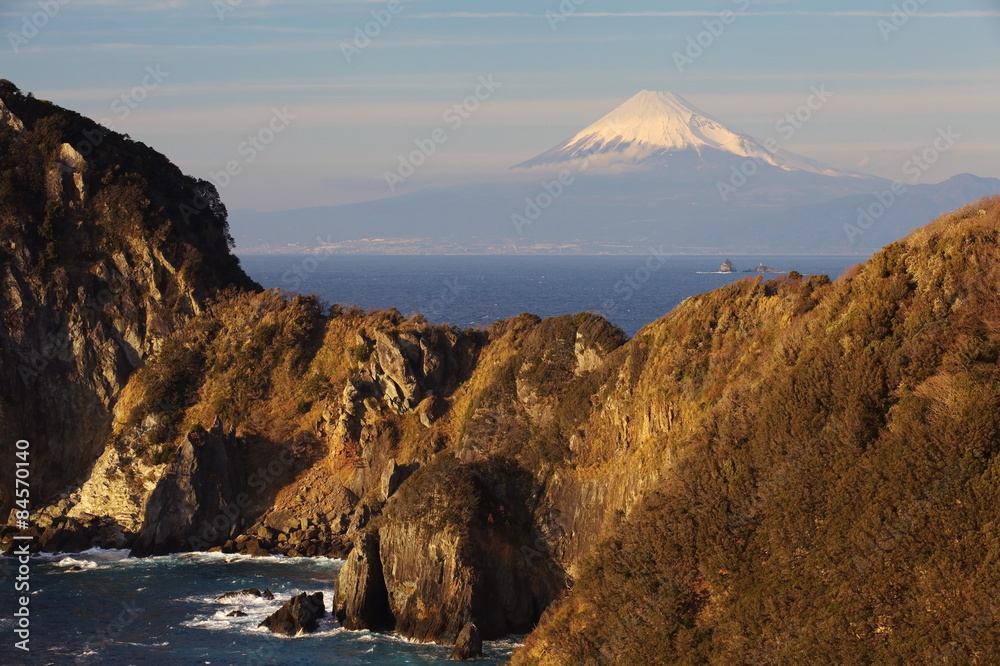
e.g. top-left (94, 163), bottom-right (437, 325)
top-left (512, 197), bottom-right (1000, 665)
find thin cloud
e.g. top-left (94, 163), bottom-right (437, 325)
top-left (416, 10), bottom-right (1000, 19)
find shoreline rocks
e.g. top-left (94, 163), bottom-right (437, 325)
top-left (450, 622), bottom-right (483, 661)
top-left (334, 532), bottom-right (394, 631)
top-left (334, 458), bottom-right (565, 646)
top-left (258, 592), bottom-right (326, 636)
top-left (130, 420), bottom-right (246, 557)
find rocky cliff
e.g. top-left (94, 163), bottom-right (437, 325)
top-left (0, 80), bottom-right (257, 522)
top-left (512, 200), bottom-right (1000, 664)
top-left (130, 418), bottom-right (247, 556)
top-left (4, 84), bottom-right (1000, 663)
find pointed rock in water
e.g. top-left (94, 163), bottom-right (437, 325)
top-left (263, 588), bottom-right (275, 600)
top-left (333, 532), bottom-right (395, 631)
top-left (227, 610), bottom-right (247, 617)
top-left (449, 622), bottom-right (483, 660)
top-left (335, 458), bottom-right (565, 644)
top-left (258, 592), bottom-right (326, 636)
top-left (720, 258), bottom-right (737, 273)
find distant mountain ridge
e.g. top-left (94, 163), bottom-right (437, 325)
top-left (229, 90), bottom-right (1000, 255)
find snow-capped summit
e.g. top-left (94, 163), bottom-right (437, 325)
top-left (515, 90), bottom-right (845, 175)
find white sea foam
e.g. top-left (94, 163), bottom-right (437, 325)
top-left (29, 548), bottom-right (131, 571)
top-left (173, 551), bottom-right (344, 566)
top-left (77, 547), bottom-right (131, 560)
top-left (213, 592), bottom-right (273, 606)
top-left (181, 617), bottom-right (232, 631)
top-left (54, 557), bottom-right (98, 569)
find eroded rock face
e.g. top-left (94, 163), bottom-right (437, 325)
top-left (129, 420), bottom-right (246, 557)
top-left (450, 622), bottom-right (483, 661)
top-left (574, 316), bottom-right (626, 374)
top-left (0, 97), bottom-right (23, 133)
top-left (46, 143), bottom-right (87, 205)
top-left (357, 327), bottom-right (478, 417)
top-left (259, 592), bottom-right (326, 636)
top-left (334, 531), bottom-right (395, 631)
top-left (333, 458), bottom-right (565, 645)
top-left (379, 458), bottom-right (418, 502)
top-left (67, 433), bottom-right (166, 534)
top-left (0, 85), bottom-right (258, 521)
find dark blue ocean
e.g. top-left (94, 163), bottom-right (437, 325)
top-left (239, 254), bottom-right (867, 337)
top-left (0, 550), bottom-right (520, 665)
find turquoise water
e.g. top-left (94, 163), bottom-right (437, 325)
top-left (0, 550), bottom-right (516, 664)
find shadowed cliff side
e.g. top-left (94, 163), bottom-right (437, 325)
top-left (0, 80), bottom-right (258, 520)
top-left (130, 418), bottom-right (247, 557)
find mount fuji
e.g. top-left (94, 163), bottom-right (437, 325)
top-left (515, 90), bottom-right (847, 177)
top-left (231, 91), bottom-right (1000, 255)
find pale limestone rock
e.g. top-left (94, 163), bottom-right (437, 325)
top-left (68, 444), bottom-right (166, 533)
top-left (0, 97), bottom-right (23, 133)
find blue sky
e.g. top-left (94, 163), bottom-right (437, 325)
top-left (2, 0), bottom-right (999, 211)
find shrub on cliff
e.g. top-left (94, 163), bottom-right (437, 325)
top-left (513, 198), bottom-right (1000, 665)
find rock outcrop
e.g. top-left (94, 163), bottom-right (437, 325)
top-left (259, 592), bottom-right (326, 636)
top-left (0, 96), bottom-right (23, 133)
top-left (0, 80), bottom-right (258, 521)
top-left (215, 588), bottom-right (265, 602)
top-left (130, 420), bottom-right (246, 556)
top-left (450, 622), bottom-right (483, 661)
top-left (65, 432), bottom-right (167, 535)
top-left (334, 458), bottom-right (565, 644)
top-left (334, 532), bottom-right (394, 631)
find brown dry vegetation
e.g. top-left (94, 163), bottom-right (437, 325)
top-left (512, 197), bottom-right (1000, 665)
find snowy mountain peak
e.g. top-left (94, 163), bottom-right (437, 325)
top-left (584, 90), bottom-right (734, 150)
top-left (514, 90), bottom-right (847, 176)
